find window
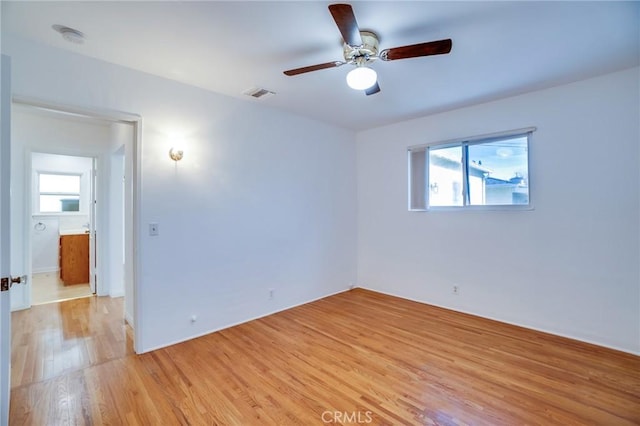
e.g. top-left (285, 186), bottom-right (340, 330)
top-left (409, 128), bottom-right (533, 210)
top-left (38, 173), bottom-right (81, 213)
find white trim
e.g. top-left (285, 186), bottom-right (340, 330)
top-left (1, 53), bottom-right (12, 426)
top-left (12, 96), bottom-right (140, 124)
top-left (30, 212), bottom-right (85, 217)
top-left (31, 267), bottom-right (58, 274)
top-left (13, 97), bottom-right (143, 354)
top-left (132, 117), bottom-right (142, 354)
top-left (425, 204), bottom-right (535, 212)
top-left (124, 311), bottom-right (134, 328)
top-left (22, 148), bottom-right (32, 311)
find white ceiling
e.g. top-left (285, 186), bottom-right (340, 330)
top-left (2, 1), bottom-right (639, 131)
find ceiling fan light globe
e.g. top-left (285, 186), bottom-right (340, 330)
top-left (346, 67), bottom-right (377, 90)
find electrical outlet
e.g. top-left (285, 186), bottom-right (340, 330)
top-left (190, 315), bottom-right (197, 323)
top-left (453, 285), bottom-right (459, 295)
top-left (149, 223), bottom-right (159, 236)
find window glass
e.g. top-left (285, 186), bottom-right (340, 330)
top-left (39, 174), bottom-right (80, 194)
top-left (38, 173), bottom-right (81, 213)
top-left (40, 195), bottom-right (80, 212)
top-left (428, 146), bottom-right (463, 207)
top-left (467, 137), bottom-right (529, 206)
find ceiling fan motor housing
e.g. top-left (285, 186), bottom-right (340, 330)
top-left (343, 31), bottom-right (379, 64)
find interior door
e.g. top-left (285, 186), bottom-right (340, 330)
top-left (1, 53), bottom-right (13, 426)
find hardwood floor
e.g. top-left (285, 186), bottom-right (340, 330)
top-left (10, 289), bottom-right (640, 425)
top-left (31, 272), bottom-right (92, 305)
top-left (10, 296), bottom-right (133, 388)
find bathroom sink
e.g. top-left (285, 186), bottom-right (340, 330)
top-left (59, 228), bottom-right (90, 236)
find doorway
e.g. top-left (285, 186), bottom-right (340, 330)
top-left (30, 152), bottom-right (96, 305)
top-left (10, 98), bottom-right (141, 352)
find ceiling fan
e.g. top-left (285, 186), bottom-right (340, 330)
top-left (283, 3), bottom-right (452, 96)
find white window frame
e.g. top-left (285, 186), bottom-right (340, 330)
top-left (408, 127), bottom-right (535, 211)
top-left (37, 171), bottom-right (83, 215)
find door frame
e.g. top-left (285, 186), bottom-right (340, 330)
top-left (90, 156), bottom-right (97, 295)
top-left (1, 52), bottom-right (13, 426)
top-left (12, 95), bottom-right (143, 354)
top-left (29, 153), bottom-right (98, 298)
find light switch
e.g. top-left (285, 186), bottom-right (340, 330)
top-left (149, 223), bottom-right (159, 236)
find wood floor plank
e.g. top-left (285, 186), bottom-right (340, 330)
top-left (10, 296), bottom-right (134, 389)
top-left (10, 289), bottom-right (640, 425)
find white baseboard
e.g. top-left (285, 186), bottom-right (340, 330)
top-left (124, 311), bottom-right (134, 328)
top-left (32, 267), bottom-right (58, 274)
top-left (138, 287), bottom-right (351, 354)
top-left (359, 286), bottom-right (640, 356)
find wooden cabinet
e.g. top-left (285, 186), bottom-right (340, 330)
top-left (59, 234), bottom-right (90, 285)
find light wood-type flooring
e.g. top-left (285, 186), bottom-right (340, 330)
top-left (31, 272), bottom-right (92, 305)
top-left (9, 289), bottom-right (640, 425)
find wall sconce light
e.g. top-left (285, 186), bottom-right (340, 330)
top-left (169, 147), bottom-right (184, 162)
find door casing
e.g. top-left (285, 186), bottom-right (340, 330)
top-left (12, 95), bottom-right (143, 354)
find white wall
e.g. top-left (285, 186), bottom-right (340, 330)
top-left (3, 36), bottom-right (357, 352)
top-left (30, 217), bottom-right (59, 273)
top-left (357, 68), bottom-right (640, 354)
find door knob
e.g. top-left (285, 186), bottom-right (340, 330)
top-left (1, 275), bottom-right (27, 291)
top-left (11, 275), bottom-right (27, 285)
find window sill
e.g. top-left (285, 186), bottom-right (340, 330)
top-left (409, 204), bottom-right (535, 212)
top-left (32, 212), bottom-right (87, 217)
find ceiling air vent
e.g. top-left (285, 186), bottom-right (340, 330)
top-left (242, 87), bottom-right (275, 100)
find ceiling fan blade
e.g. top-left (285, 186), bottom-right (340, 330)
top-left (380, 39), bottom-right (452, 61)
top-left (328, 4), bottom-right (362, 47)
top-left (283, 61), bottom-right (345, 76)
top-left (365, 82), bottom-right (380, 96)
